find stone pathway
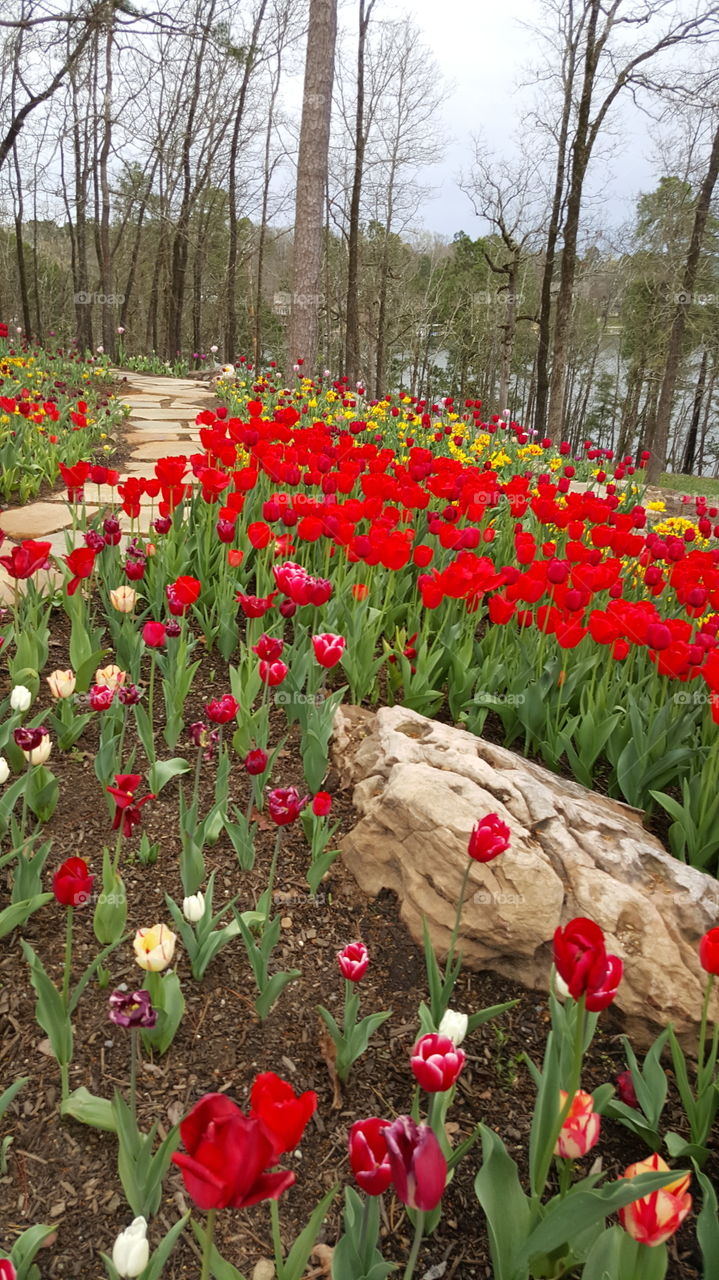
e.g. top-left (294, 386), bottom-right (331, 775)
top-left (0, 371), bottom-right (215, 603)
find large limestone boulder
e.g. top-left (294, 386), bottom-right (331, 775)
top-left (332, 705), bottom-right (719, 1045)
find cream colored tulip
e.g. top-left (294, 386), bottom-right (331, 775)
top-left (110, 585), bottom-right (138, 613)
top-left (22, 731), bottom-right (52, 766)
top-left (47, 669), bottom-right (76, 700)
top-left (95, 663), bottom-right (126, 692)
top-left (133, 924), bottom-right (177, 971)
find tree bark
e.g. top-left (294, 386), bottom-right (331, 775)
top-left (344, 0), bottom-right (375, 387)
top-left (645, 119), bottom-right (719, 482)
top-left (533, 0), bottom-right (576, 438)
top-left (226, 0), bottom-right (269, 361)
top-left (680, 346), bottom-right (708, 475)
top-left (286, 0), bottom-right (338, 378)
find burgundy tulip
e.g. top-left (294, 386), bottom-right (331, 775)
top-left (383, 1116), bottom-right (447, 1211)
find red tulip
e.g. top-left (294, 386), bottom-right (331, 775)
top-left (0, 539), bottom-right (52, 579)
top-left (266, 786), bottom-right (308, 825)
top-left (553, 917), bottom-right (623, 1011)
top-left (52, 856), bottom-right (94, 907)
top-left (348, 1118), bottom-right (393, 1196)
top-left (312, 633), bottom-right (346, 668)
top-left (467, 813), bottom-right (511, 862)
top-left (410, 1033), bottom-right (465, 1093)
top-left (699, 927), bottom-right (719, 975)
top-left (107, 773), bottom-right (155, 838)
top-left (235, 591), bottom-right (278, 617)
top-left (618, 1154), bottom-right (691, 1247)
top-left (259, 659), bottom-right (288, 686)
top-left (249, 1072), bottom-right (317, 1159)
top-left (337, 941), bottom-right (369, 981)
top-left (0, 1261), bottom-right (17, 1280)
top-left (171, 1092), bottom-right (295, 1210)
top-left (59, 460), bottom-right (90, 501)
top-left (64, 546), bottom-right (97, 595)
top-left (142, 621), bottom-right (166, 648)
top-left (88, 684), bottom-right (115, 711)
top-left (312, 791), bottom-right (332, 817)
top-left (205, 694), bottom-right (239, 724)
top-left (166, 575), bottom-right (201, 615)
top-left (244, 747), bottom-right (269, 775)
top-left (252, 633), bottom-right (284, 662)
top-left (383, 1116), bottom-right (447, 1212)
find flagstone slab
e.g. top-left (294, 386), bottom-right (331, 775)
top-left (130, 441), bottom-right (194, 461)
top-left (0, 502), bottom-right (76, 538)
top-left (130, 407), bottom-right (201, 421)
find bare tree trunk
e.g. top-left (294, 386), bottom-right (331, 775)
top-left (680, 346), bottom-right (708, 475)
top-left (254, 15), bottom-right (286, 367)
top-left (546, 0), bottom-right (601, 440)
top-left (71, 70), bottom-right (93, 352)
top-left (344, 0), bottom-right (375, 386)
top-left (98, 19), bottom-right (115, 356)
top-left (11, 143), bottom-right (32, 335)
top-left (533, 1), bottom-right (576, 438)
top-left (119, 157), bottom-right (159, 333)
top-left (286, 0), bottom-right (338, 377)
top-left (226, 0), bottom-right (269, 361)
top-left (697, 362), bottom-right (715, 475)
top-left (167, 1), bottom-right (216, 359)
top-left (645, 118), bottom-right (719, 481)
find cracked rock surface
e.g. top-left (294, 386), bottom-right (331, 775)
top-left (332, 704), bottom-right (719, 1045)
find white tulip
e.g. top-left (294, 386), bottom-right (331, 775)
top-left (112, 1216), bottom-right (149, 1277)
top-left (183, 892), bottom-right (205, 924)
top-left (10, 684), bottom-right (32, 712)
top-left (438, 1009), bottom-right (469, 1046)
top-left (554, 972), bottom-right (570, 1002)
top-left (0, 757), bottom-right (9, 785)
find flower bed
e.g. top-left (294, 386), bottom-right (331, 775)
top-left (0, 349), bottom-right (718, 1279)
top-left (0, 330), bottom-right (127, 502)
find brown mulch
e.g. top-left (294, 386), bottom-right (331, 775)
top-left (0, 608), bottom-right (714, 1280)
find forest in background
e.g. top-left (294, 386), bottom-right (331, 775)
top-left (1, 0), bottom-right (719, 476)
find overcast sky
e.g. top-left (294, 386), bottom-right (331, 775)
top-left (370, 0), bottom-right (659, 241)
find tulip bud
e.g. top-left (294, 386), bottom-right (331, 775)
top-left (112, 1216), bottom-right (150, 1277)
top-left (47, 669), bottom-right (76, 700)
top-left (10, 684), bottom-right (32, 712)
top-left (0, 757), bottom-right (9, 786)
top-left (183, 892), bottom-right (205, 923)
top-left (554, 1090), bottom-right (601, 1159)
top-left (438, 1009), bottom-right (468, 1046)
top-left (110, 585), bottom-right (138, 613)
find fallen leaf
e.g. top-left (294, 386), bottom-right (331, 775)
top-left (318, 1020), bottom-right (342, 1109)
